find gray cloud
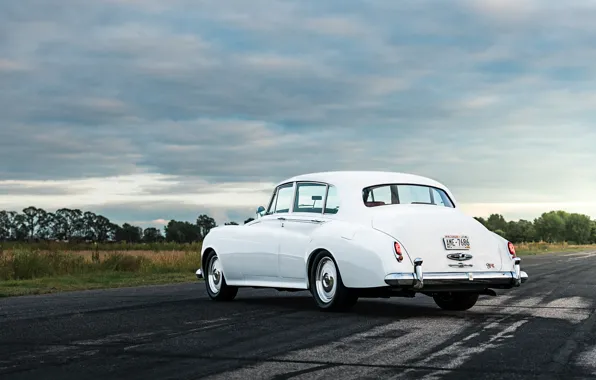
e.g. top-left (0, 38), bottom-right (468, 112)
top-left (0, 183), bottom-right (74, 196)
top-left (1, 0), bottom-right (595, 221)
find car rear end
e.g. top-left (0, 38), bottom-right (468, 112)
top-left (360, 183), bottom-right (528, 293)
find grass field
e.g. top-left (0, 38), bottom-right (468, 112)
top-left (0, 247), bottom-right (202, 297)
top-left (515, 242), bottom-right (596, 256)
top-left (1, 241), bottom-right (595, 297)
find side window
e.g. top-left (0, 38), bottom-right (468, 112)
top-left (431, 188), bottom-right (454, 208)
top-left (273, 183), bottom-right (294, 213)
top-left (294, 182), bottom-right (327, 213)
top-left (324, 185), bottom-right (340, 214)
top-left (431, 188), bottom-right (446, 206)
top-left (267, 183), bottom-right (294, 214)
top-left (363, 185), bottom-right (397, 206)
top-left (397, 185), bottom-right (432, 205)
top-left (266, 189), bottom-right (279, 215)
top-left (371, 186), bottom-right (392, 204)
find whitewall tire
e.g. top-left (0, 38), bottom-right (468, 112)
top-left (309, 250), bottom-right (358, 312)
top-left (204, 250), bottom-right (238, 301)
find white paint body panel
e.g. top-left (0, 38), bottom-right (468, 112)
top-left (200, 171), bottom-right (519, 289)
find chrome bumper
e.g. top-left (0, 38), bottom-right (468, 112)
top-left (196, 268), bottom-right (203, 279)
top-left (384, 257), bottom-right (528, 290)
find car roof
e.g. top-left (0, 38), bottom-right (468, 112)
top-left (277, 170), bottom-right (448, 190)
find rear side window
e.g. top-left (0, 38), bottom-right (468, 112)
top-left (363, 184), bottom-right (454, 208)
top-left (294, 182), bottom-right (327, 213)
top-left (324, 185), bottom-right (340, 214)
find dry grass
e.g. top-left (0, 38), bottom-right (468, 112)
top-left (515, 241), bottom-right (596, 255)
top-left (0, 248), bottom-right (203, 297)
top-left (0, 248), bottom-right (201, 281)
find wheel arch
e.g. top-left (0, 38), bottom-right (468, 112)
top-left (305, 247), bottom-right (337, 288)
top-left (201, 246), bottom-right (216, 274)
top-left (305, 226), bottom-right (410, 289)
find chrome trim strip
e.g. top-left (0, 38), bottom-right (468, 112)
top-left (384, 270), bottom-right (528, 288)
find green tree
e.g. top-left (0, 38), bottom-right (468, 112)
top-left (22, 206), bottom-right (47, 240)
top-left (143, 227), bottom-right (164, 243)
top-left (534, 211), bottom-right (567, 242)
top-left (197, 214), bottom-right (217, 238)
top-left (565, 213), bottom-right (593, 244)
top-left (506, 220), bottom-right (535, 243)
top-left (115, 223), bottom-right (143, 243)
top-left (0, 211), bottom-right (16, 241)
top-left (486, 214), bottom-right (507, 232)
top-left (164, 220), bottom-right (201, 243)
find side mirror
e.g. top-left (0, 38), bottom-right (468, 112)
top-left (256, 206), bottom-right (266, 218)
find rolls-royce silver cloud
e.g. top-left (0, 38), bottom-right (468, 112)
top-left (196, 171), bottom-right (528, 312)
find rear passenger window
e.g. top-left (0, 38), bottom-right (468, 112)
top-left (294, 183), bottom-right (327, 213)
top-left (324, 185), bottom-right (340, 214)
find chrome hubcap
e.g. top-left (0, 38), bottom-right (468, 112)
top-left (208, 256), bottom-right (222, 294)
top-left (315, 257), bottom-right (337, 303)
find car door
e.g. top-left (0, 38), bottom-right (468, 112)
top-left (228, 214), bottom-right (281, 282)
top-left (277, 182), bottom-right (330, 284)
top-left (238, 182), bottom-right (294, 282)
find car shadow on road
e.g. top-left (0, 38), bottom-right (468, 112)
top-left (226, 292), bottom-right (507, 321)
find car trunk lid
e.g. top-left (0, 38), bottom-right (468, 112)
top-left (371, 205), bottom-right (503, 273)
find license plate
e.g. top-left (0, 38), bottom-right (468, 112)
top-left (443, 235), bottom-right (470, 250)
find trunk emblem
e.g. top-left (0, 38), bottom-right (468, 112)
top-left (447, 253), bottom-right (473, 261)
top-left (449, 263), bottom-right (473, 268)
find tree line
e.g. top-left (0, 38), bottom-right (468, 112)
top-left (474, 211), bottom-right (596, 244)
top-left (0, 206), bottom-right (256, 244)
top-left (0, 206), bottom-right (595, 244)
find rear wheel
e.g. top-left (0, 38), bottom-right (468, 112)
top-left (432, 292), bottom-right (479, 311)
top-left (204, 250), bottom-right (238, 301)
top-left (309, 251), bottom-right (358, 312)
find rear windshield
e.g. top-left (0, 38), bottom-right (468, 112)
top-left (362, 184), bottom-right (454, 208)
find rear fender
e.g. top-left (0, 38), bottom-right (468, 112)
top-left (305, 221), bottom-right (414, 288)
top-left (490, 231), bottom-right (517, 270)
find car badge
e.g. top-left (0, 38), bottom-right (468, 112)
top-left (446, 253), bottom-right (473, 261)
top-left (449, 262), bottom-right (473, 268)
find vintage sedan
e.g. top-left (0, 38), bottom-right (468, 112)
top-left (196, 171), bottom-right (528, 312)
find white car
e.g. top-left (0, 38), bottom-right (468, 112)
top-left (196, 171), bottom-right (528, 311)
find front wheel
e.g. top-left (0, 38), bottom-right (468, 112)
top-left (309, 251), bottom-right (358, 312)
top-left (204, 250), bottom-right (238, 301)
top-left (433, 292), bottom-right (479, 311)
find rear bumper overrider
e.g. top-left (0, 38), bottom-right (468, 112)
top-left (384, 257), bottom-right (528, 290)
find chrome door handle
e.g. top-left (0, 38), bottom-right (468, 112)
top-left (277, 217), bottom-right (286, 220)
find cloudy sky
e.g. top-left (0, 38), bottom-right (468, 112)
top-left (1, 0), bottom-right (596, 228)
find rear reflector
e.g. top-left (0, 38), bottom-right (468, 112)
top-left (394, 242), bottom-right (403, 262)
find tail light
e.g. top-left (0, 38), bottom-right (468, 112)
top-left (508, 242), bottom-right (516, 257)
top-left (394, 242), bottom-right (403, 262)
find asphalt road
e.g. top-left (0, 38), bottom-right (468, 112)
top-left (2, 252), bottom-right (596, 380)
